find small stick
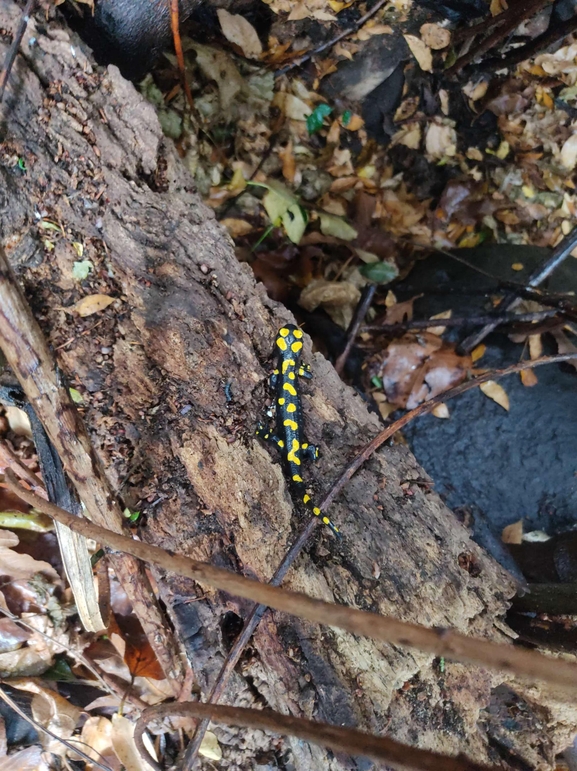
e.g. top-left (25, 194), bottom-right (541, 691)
top-left (169, 0), bottom-right (194, 111)
top-left (446, 0), bottom-right (552, 78)
top-left (139, 702), bottom-right (495, 771)
top-left (363, 308), bottom-right (560, 334)
top-left (182, 352), bottom-right (576, 766)
top-left (321, 352), bottom-right (577, 512)
top-left (459, 225), bottom-right (577, 352)
top-left (0, 440), bottom-right (45, 495)
top-left (8, 450), bottom-right (577, 697)
top-left (0, 0), bottom-right (35, 102)
top-left (335, 284), bottom-right (376, 376)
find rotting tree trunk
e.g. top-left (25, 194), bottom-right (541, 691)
top-left (0, 2), bottom-right (570, 768)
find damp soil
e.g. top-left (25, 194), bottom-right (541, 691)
top-left (395, 244), bottom-right (577, 538)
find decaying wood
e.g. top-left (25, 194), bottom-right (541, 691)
top-left (0, 247), bottom-right (106, 633)
top-left (0, 1), bottom-right (573, 767)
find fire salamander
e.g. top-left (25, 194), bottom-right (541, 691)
top-left (256, 325), bottom-right (341, 537)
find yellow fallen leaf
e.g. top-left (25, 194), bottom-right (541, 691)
top-left (427, 309), bottom-right (452, 335)
top-left (528, 334), bottom-right (542, 360)
top-left (403, 34), bottom-right (433, 72)
top-left (471, 343), bottom-right (486, 363)
top-left (432, 403), bottom-right (450, 419)
top-left (72, 294), bottom-right (115, 317)
top-left (479, 380), bottom-right (510, 410)
top-left (520, 369), bottom-right (538, 387)
top-left (511, 262), bottom-right (524, 271)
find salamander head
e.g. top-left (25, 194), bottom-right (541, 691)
top-left (275, 324), bottom-right (304, 356)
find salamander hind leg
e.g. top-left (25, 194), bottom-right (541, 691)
top-left (301, 441), bottom-right (319, 462)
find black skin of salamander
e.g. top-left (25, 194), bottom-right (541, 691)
top-left (256, 325), bottom-right (340, 538)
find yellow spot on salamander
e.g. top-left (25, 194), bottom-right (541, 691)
top-left (288, 372), bottom-right (295, 380)
top-left (284, 419), bottom-right (298, 430)
top-left (293, 474), bottom-right (303, 483)
top-left (322, 516), bottom-right (331, 525)
top-left (303, 494), bottom-right (311, 503)
top-left (287, 438), bottom-right (301, 465)
top-left (278, 397), bottom-right (285, 405)
top-left (282, 359), bottom-right (295, 374)
top-left (277, 440), bottom-right (284, 448)
top-left (313, 507), bottom-right (321, 515)
top-left (286, 403), bottom-right (296, 413)
top-left (293, 328), bottom-right (303, 339)
top-left (276, 338), bottom-right (288, 351)
top-left (273, 369), bottom-right (280, 375)
top-left (291, 341), bottom-right (303, 353)
top-left (302, 442), bottom-right (308, 449)
top-left (283, 382), bottom-right (297, 396)
top-left (279, 328), bottom-right (290, 337)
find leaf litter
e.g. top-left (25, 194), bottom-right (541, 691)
top-left (3, 0), bottom-right (577, 766)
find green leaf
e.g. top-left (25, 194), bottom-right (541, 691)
top-left (359, 260), bottom-right (399, 284)
top-left (42, 657), bottom-right (77, 682)
top-left (261, 181), bottom-right (307, 243)
top-left (123, 507), bottom-right (141, 524)
top-left (319, 213), bottom-right (357, 241)
top-left (262, 180), bottom-right (298, 224)
top-left (341, 110), bottom-right (352, 127)
top-left (371, 376), bottom-right (383, 389)
top-left (307, 103), bottom-right (332, 135)
top-left (72, 260), bottom-right (93, 281)
top-left (69, 388), bottom-right (84, 404)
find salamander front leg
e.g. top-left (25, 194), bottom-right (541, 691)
top-left (255, 423), bottom-right (285, 451)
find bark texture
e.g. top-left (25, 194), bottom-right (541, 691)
top-left (0, 2), bottom-right (571, 768)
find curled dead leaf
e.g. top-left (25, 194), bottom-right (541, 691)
top-left (217, 9), bottom-right (263, 59)
top-left (403, 34), bottom-right (433, 72)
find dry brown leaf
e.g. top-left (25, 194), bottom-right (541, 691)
top-left (72, 294), bottom-right (115, 317)
top-left (217, 9), bottom-right (262, 59)
top-left (220, 218), bottom-right (253, 238)
top-left (520, 369), bottom-right (538, 387)
top-left (502, 520), bottom-right (523, 545)
top-left (0, 531), bottom-right (58, 581)
top-left (111, 713), bottom-right (157, 771)
top-left (425, 121), bottom-right (457, 160)
top-left (372, 392), bottom-right (396, 420)
top-left (403, 34), bottom-right (433, 72)
top-left (420, 23), bottom-right (451, 49)
top-left (279, 140), bottom-right (296, 182)
top-left (479, 380), bottom-right (510, 410)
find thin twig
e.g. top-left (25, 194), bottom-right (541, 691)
top-left (0, 439), bottom-right (45, 495)
top-left (138, 702), bottom-right (496, 771)
top-left (7, 455), bottom-right (577, 696)
top-left (276, 0), bottom-right (389, 75)
top-left (169, 0), bottom-right (195, 111)
top-left (183, 350), bottom-right (577, 765)
top-left (335, 284), bottom-right (376, 376)
top-left (0, 0), bottom-right (35, 102)
top-left (363, 308), bottom-right (559, 335)
top-left (321, 353), bottom-right (575, 511)
top-left (446, 0), bottom-right (552, 78)
top-left (478, 14), bottom-right (577, 72)
top-left (459, 225), bottom-right (577, 352)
